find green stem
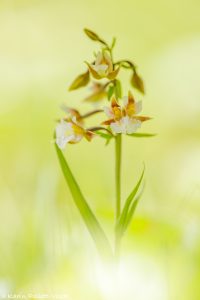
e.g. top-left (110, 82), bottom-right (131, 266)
top-left (115, 134), bottom-right (122, 221)
top-left (115, 134), bottom-right (122, 260)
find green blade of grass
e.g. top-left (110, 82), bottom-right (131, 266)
top-left (116, 167), bottom-right (145, 237)
top-left (55, 144), bottom-right (113, 259)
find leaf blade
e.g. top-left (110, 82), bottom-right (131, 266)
top-left (116, 167), bottom-right (145, 237)
top-left (69, 70), bottom-right (90, 91)
top-left (95, 131), bottom-right (113, 145)
top-left (123, 187), bottom-right (144, 232)
top-left (55, 144), bottom-right (112, 259)
top-left (114, 79), bottom-right (122, 98)
top-left (107, 85), bottom-right (115, 101)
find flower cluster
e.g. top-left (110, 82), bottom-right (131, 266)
top-left (55, 29), bottom-right (151, 150)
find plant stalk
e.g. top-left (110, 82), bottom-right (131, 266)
top-left (115, 134), bottom-right (122, 220)
top-left (115, 134), bottom-right (122, 259)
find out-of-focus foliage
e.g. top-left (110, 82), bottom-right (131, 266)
top-left (0, 0), bottom-right (200, 299)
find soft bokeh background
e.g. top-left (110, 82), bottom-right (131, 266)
top-left (1, 0), bottom-right (200, 299)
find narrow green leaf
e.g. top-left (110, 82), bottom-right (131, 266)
top-left (105, 138), bottom-right (112, 146)
top-left (84, 28), bottom-right (108, 46)
top-left (116, 167), bottom-right (145, 237)
top-left (55, 144), bottom-right (112, 259)
top-left (114, 79), bottom-right (122, 98)
top-left (95, 131), bottom-right (112, 139)
top-left (95, 131), bottom-right (113, 146)
top-left (107, 85), bottom-right (115, 100)
top-left (123, 187), bottom-right (144, 232)
top-left (69, 70), bottom-right (90, 91)
top-left (128, 133), bottom-right (156, 138)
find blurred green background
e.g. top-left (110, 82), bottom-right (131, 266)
top-left (0, 0), bottom-right (200, 299)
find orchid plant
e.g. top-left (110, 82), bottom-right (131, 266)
top-left (55, 28), bottom-right (154, 261)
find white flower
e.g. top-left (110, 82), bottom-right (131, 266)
top-left (56, 120), bottom-right (78, 149)
top-left (92, 63), bottom-right (108, 77)
top-left (55, 117), bottom-right (94, 150)
top-left (91, 52), bottom-right (112, 77)
top-left (102, 91), bottom-right (150, 135)
top-left (86, 51), bottom-right (120, 80)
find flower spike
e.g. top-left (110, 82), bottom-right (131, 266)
top-left (55, 28), bottom-right (154, 261)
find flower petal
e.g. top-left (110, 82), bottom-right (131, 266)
top-left (135, 101), bottom-right (142, 114)
top-left (107, 66), bottom-right (120, 80)
top-left (134, 115), bottom-right (151, 122)
top-left (111, 97), bottom-right (120, 108)
top-left (69, 135), bottom-right (83, 144)
top-left (103, 106), bottom-right (114, 118)
top-left (84, 131), bottom-right (95, 141)
top-left (55, 120), bottom-right (74, 149)
top-left (95, 51), bottom-right (103, 65)
top-left (85, 62), bottom-right (102, 79)
top-left (102, 118), bottom-right (115, 125)
top-left (92, 64), bottom-right (108, 77)
top-left (56, 134), bottom-right (74, 149)
top-left (126, 119), bottom-right (141, 134)
top-left (123, 96), bottom-right (129, 106)
top-left (103, 51), bottom-right (113, 73)
top-left (110, 122), bottom-right (124, 134)
top-left (56, 120), bottom-right (72, 136)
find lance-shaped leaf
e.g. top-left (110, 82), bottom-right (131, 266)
top-left (128, 133), bottom-right (156, 138)
top-left (107, 85), bottom-right (115, 100)
top-left (123, 187), bottom-right (144, 233)
top-left (114, 79), bottom-right (122, 98)
top-left (116, 167), bottom-right (145, 237)
top-left (95, 131), bottom-right (113, 146)
top-left (84, 28), bottom-right (108, 46)
top-left (69, 70), bottom-right (90, 91)
top-left (55, 144), bottom-right (112, 259)
top-left (131, 71), bottom-right (145, 94)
